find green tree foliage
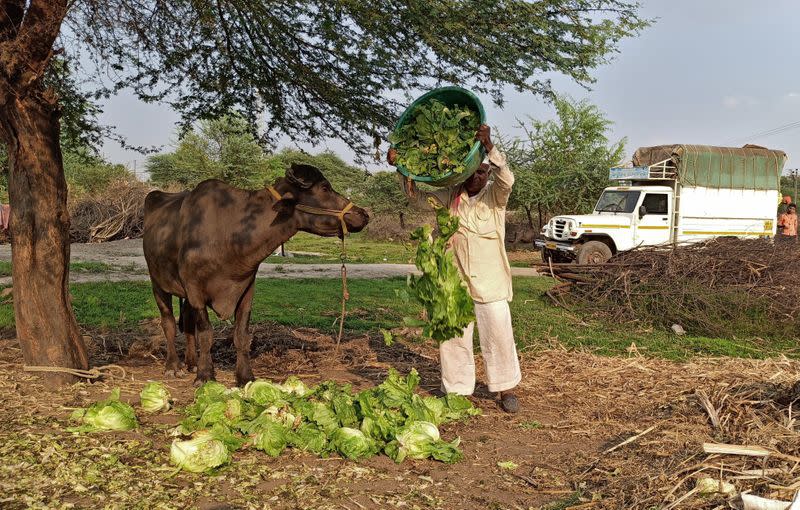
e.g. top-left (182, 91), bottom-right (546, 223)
top-left (147, 118), bottom-right (371, 200)
top-left (270, 150), bottom-right (370, 202)
top-left (67, 1), bottom-right (649, 154)
top-left (504, 97), bottom-right (626, 229)
top-left (146, 116), bottom-right (277, 189)
top-left (63, 149), bottom-right (133, 196)
top-left (364, 172), bottom-right (409, 227)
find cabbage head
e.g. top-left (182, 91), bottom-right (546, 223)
top-left (250, 420), bottom-right (290, 457)
top-left (331, 427), bottom-right (379, 460)
top-left (139, 381), bottom-right (171, 413)
top-left (288, 423), bottom-right (329, 455)
top-left (384, 421), bottom-right (462, 463)
top-left (68, 388), bottom-right (138, 433)
top-left (377, 368), bottom-right (420, 408)
top-left (279, 376), bottom-right (309, 396)
top-left (243, 379), bottom-right (288, 406)
top-left (170, 432), bottom-right (231, 472)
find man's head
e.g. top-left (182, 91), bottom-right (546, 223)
top-left (784, 195), bottom-right (793, 204)
top-left (789, 204), bottom-right (797, 214)
top-left (464, 162), bottom-right (492, 196)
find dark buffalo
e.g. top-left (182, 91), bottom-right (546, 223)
top-left (143, 163), bottom-right (369, 385)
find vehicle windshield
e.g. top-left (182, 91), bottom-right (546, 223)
top-left (594, 191), bottom-right (641, 214)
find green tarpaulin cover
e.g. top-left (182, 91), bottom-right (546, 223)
top-left (632, 144), bottom-right (786, 190)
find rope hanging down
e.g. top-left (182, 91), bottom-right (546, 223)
top-left (23, 364), bottom-right (127, 380)
top-left (337, 235), bottom-right (349, 349)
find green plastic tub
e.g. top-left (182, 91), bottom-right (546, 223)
top-left (391, 86), bottom-right (487, 188)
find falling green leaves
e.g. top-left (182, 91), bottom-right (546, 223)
top-left (402, 207), bottom-right (475, 343)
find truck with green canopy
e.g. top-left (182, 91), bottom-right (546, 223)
top-left (535, 144), bottom-right (787, 264)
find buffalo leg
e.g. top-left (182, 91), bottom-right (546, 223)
top-left (233, 279), bottom-right (256, 386)
top-left (153, 287), bottom-right (183, 377)
top-left (194, 305), bottom-right (215, 385)
top-left (182, 302), bottom-right (198, 372)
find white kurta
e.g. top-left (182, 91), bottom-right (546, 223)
top-left (405, 147), bottom-right (522, 395)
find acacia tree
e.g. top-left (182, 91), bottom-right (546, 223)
top-left (0, 0), bottom-right (648, 384)
top-left (505, 96), bottom-right (626, 229)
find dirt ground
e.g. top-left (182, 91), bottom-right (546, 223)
top-left (1, 323), bottom-right (798, 510)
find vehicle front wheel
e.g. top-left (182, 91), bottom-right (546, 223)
top-left (576, 241), bottom-right (612, 265)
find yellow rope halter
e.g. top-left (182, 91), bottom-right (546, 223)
top-left (267, 186), bottom-right (355, 235)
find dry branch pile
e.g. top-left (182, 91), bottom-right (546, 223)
top-left (69, 179), bottom-right (152, 243)
top-left (542, 238), bottom-right (800, 339)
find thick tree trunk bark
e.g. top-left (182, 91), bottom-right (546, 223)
top-left (0, 93), bottom-right (87, 385)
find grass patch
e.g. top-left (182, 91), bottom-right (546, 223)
top-left (282, 232), bottom-right (414, 264)
top-left (0, 260), bottom-right (122, 277)
top-left (0, 276), bottom-right (795, 360)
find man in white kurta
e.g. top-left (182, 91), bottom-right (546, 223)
top-left (389, 124), bottom-right (522, 413)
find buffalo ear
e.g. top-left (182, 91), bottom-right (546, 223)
top-left (272, 191), bottom-right (297, 212)
top-left (271, 191), bottom-right (297, 225)
top-left (286, 163), bottom-right (324, 189)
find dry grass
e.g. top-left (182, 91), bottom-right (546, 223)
top-left (0, 325), bottom-right (798, 509)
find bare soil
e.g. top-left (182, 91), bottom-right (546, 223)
top-left (1, 323), bottom-right (798, 509)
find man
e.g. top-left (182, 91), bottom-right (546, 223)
top-left (778, 195), bottom-right (792, 217)
top-left (778, 203), bottom-right (797, 240)
top-left (388, 124), bottom-right (522, 413)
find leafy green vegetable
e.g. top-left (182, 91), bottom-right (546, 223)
top-left (242, 379), bottom-right (288, 406)
top-left (250, 419), bottom-right (290, 457)
top-left (377, 368), bottom-right (421, 408)
top-left (442, 393), bottom-right (482, 421)
top-left (294, 400), bottom-right (340, 434)
top-left (279, 376), bottom-right (309, 396)
top-left (385, 421), bottom-right (462, 463)
top-left (331, 427), bottom-right (379, 460)
top-left (68, 388), bottom-right (138, 433)
top-left (139, 381), bottom-right (172, 413)
top-left (390, 99), bottom-right (480, 179)
top-left (170, 432), bottom-right (231, 473)
top-left (288, 423), bottom-right (329, 455)
top-left (403, 207), bottom-right (475, 343)
top-left (101, 370), bottom-right (481, 471)
top-left (497, 460), bottom-right (519, 470)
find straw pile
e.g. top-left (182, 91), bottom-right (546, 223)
top-left (542, 238), bottom-right (800, 339)
top-left (69, 179), bottom-right (152, 243)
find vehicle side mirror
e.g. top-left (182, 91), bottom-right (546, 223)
top-left (638, 205), bottom-right (647, 219)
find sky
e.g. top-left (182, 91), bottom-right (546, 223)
top-left (97, 0), bottom-right (800, 177)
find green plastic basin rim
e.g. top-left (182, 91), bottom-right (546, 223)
top-left (391, 86), bottom-right (487, 185)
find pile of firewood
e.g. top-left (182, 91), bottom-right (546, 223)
top-left (540, 238), bottom-right (800, 339)
top-left (70, 179), bottom-right (152, 243)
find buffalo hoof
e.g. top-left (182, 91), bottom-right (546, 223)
top-left (193, 369), bottom-right (215, 387)
top-left (164, 367), bottom-right (187, 378)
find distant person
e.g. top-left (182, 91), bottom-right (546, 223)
top-left (778, 195), bottom-right (792, 216)
top-left (778, 203), bottom-right (797, 240)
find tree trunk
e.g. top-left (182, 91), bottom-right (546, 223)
top-left (523, 206), bottom-right (534, 229)
top-left (399, 211), bottom-right (405, 229)
top-left (0, 93), bottom-right (87, 385)
top-left (537, 204), bottom-right (544, 231)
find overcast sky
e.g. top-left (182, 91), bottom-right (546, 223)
top-left (98, 0), bottom-right (800, 176)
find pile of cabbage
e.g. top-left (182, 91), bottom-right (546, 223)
top-left (68, 370), bottom-right (481, 473)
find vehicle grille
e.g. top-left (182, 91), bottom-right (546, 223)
top-left (552, 219), bottom-right (568, 240)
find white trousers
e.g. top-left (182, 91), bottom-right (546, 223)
top-left (439, 300), bottom-right (522, 395)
